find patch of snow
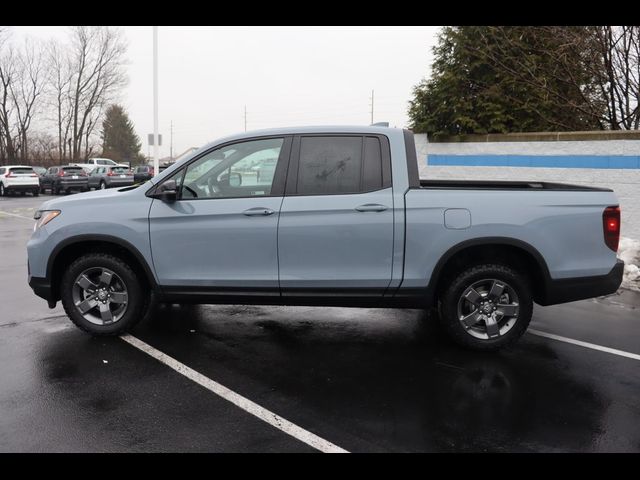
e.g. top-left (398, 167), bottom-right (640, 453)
top-left (619, 237), bottom-right (640, 291)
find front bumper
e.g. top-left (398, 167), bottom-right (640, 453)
top-left (538, 259), bottom-right (625, 306)
top-left (28, 275), bottom-right (56, 308)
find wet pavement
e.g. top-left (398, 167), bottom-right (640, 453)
top-left (1, 193), bottom-right (639, 452)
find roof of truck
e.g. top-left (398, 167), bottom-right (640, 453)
top-left (200, 125), bottom-right (403, 151)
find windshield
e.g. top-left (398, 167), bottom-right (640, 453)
top-left (112, 167), bottom-right (130, 174)
top-left (63, 167), bottom-right (85, 173)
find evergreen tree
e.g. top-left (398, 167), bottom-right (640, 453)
top-left (409, 27), bottom-right (604, 137)
top-left (101, 104), bottom-right (144, 164)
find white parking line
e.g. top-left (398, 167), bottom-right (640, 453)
top-left (0, 211), bottom-right (33, 221)
top-left (528, 329), bottom-right (640, 361)
top-left (120, 333), bottom-right (349, 453)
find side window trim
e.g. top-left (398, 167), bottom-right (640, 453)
top-left (285, 133), bottom-right (392, 197)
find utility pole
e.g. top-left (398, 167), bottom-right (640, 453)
top-left (244, 105), bottom-right (247, 132)
top-left (369, 89), bottom-right (374, 124)
top-left (152, 26), bottom-right (159, 177)
top-left (170, 120), bottom-right (173, 160)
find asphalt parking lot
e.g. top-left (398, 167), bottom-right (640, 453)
top-left (1, 193), bottom-right (639, 452)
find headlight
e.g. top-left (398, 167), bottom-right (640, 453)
top-left (33, 210), bottom-right (61, 231)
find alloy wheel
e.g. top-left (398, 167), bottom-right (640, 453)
top-left (71, 267), bottom-right (129, 325)
top-left (456, 278), bottom-right (520, 340)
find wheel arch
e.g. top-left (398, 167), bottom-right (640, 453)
top-left (426, 237), bottom-right (552, 305)
top-left (47, 234), bottom-right (157, 302)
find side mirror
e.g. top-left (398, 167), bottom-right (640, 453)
top-left (156, 179), bottom-right (178, 202)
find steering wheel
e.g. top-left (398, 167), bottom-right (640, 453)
top-left (207, 177), bottom-right (222, 196)
top-left (183, 185), bottom-right (198, 198)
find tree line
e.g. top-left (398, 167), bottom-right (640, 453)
top-left (409, 26), bottom-right (640, 137)
top-left (0, 26), bottom-right (143, 166)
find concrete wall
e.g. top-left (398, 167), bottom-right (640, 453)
top-left (415, 134), bottom-right (640, 239)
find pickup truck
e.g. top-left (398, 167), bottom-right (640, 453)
top-left (70, 157), bottom-right (120, 173)
top-left (26, 126), bottom-right (624, 350)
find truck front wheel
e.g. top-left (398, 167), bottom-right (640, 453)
top-left (60, 253), bottom-right (148, 335)
top-left (437, 264), bottom-right (533, 351)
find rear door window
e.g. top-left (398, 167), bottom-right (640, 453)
top-left (296, 136), bottom-right (363, 195)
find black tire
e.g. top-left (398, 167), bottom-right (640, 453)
top-left (437, 264), bottom-right (533, 351)
top-left (33, 190), bottom-right (39, 197)
top-left (100, 181), bottom-right (106, 190)
top-left (39, 185), bottom-right (46, 194)
top-left (60, 253), bottom-right (148, 335)
top-left (52, 184), bottom-right (59, 195)
top-left (0, 183), bottom-right (4, 196)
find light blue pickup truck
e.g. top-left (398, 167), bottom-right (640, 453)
top-left (27, 126), bottom-right (624, 350)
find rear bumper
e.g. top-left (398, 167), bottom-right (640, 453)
top-left (5, 184), bottom-right (39, 192)
top-left (538, 259), bottom-right (625, 306)
top-left (58, 179), bottom-right (88, 189)
top-left (107, 180), bottom-right (134, 187)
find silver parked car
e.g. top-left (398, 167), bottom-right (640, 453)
top-left (88, 165), bottom-right (135, 190)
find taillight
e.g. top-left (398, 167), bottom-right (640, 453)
top-left (603, 206), bottom-right (621, 252)
top-left (107, 172), bottom-right (114, 176)
top-left (5, 172), bottom-right (12, 178)
top-left (30, 173), bottom-right (38, 177)
top-left (58, 171), bottom-right (65, 177)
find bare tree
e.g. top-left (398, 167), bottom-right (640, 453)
top-left (67, 26), bottom-right (127, 161)
top-left (9, 38), bottom-right (47, 164)
top-left (48, 41), bottom-right (74, 163)
top-left (590, 26), bottom-right (640, 130)
top-left (0, 26), bottom-right (7, 163)
top-left (0, 40), bottom-right (19, 164)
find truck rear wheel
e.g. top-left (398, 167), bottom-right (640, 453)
top-left (437, 264), bottom-right (533, 351)
top-left (60, 253), bottom-right (148, 335)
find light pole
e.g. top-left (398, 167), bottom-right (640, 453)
top-left (153, 26), bottom-right (159, 177)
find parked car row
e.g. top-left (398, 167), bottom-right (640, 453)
top-left (0, 160), bottom-right (169, 198)
top-left (0, 163), bottom-right (148, 197)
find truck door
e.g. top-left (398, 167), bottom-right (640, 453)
top-left (278, 134), bottom-right (394, 296)
top-left (148, 136), bottom-right (291, 293)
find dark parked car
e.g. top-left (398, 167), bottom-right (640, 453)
top-left (40, 166), bottom-right (89, 195)
top-left (88, 165), bottom-right (135, 190)
top-left (133, 165), bottom-right (154, 183)
top-left (159, 161), bottom-right (175, 172)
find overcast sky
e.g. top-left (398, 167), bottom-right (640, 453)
top-left (11, 26), bottom-right (439, 158)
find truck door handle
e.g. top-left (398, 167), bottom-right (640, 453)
top-left (243, 207), bottom-right (275, 216)
top-left (355, 203), bottom-right (388, 212)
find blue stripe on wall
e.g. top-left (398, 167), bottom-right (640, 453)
top-left (427, 155), bottom-right (640, 169)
